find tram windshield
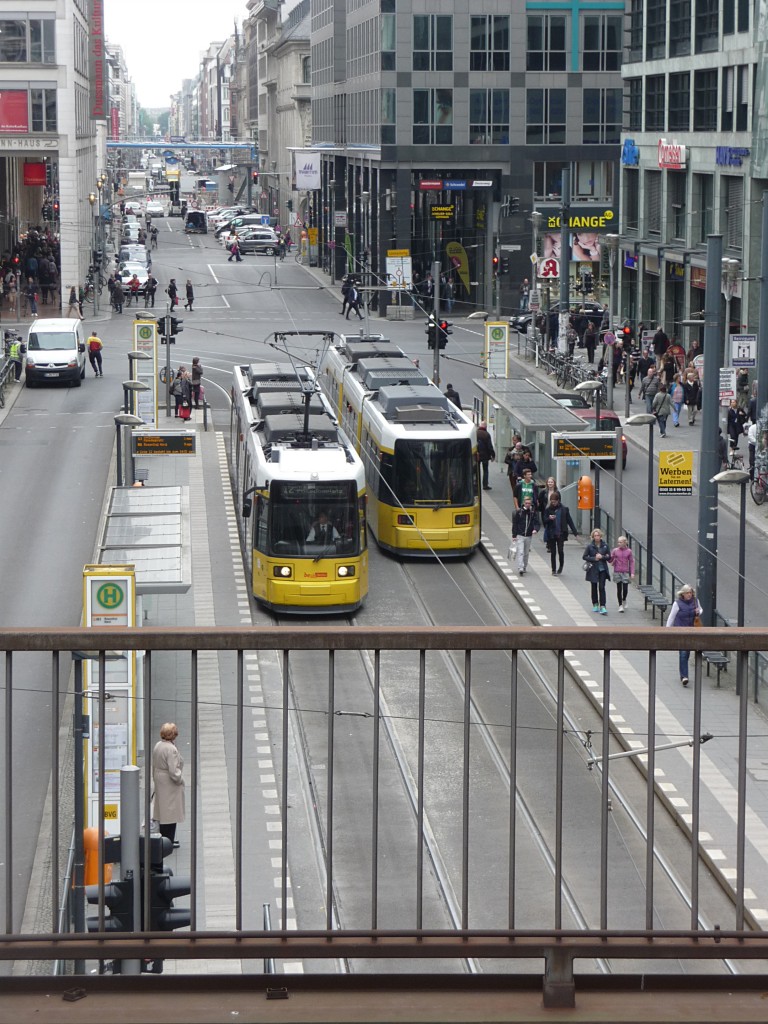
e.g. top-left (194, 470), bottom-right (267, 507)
top-left (389, 438), bottom-right (474, 506)
top-left (267, 480), bottom-right (361, 556)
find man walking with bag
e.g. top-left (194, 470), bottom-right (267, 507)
top-left (511, 495), bottom-right (539, 576)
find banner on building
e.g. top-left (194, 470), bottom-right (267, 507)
top-left (445, 241), bottom-right (470, 293)
top-left (0, 91), bottom-right (29, 133)
top-left (23, 162), bottom-right (46, 186)
top-left (89, 0), bottom-right (107, 119)
top-left (293, 151), bottom-right (321, 191)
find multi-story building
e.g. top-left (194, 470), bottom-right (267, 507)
top-left (0, 0), bottom-right (105, 302)
top-left (106, 43), bottom-right (136, 141)
top-left (308, 0), bottom-right (623, 313)
top-left (618, 0), bottom-right (761, 355)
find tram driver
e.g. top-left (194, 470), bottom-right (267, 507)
top-left (306, 511), bottom-right (341, 546)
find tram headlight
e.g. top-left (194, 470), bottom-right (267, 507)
top-left (454, 514), bottom-right (471, 525)
top-left (273, 565), bottom-right (293, 578)
top-left (397, 514), bottom-right (414, 526)
top-left (337, 565), bottom-right (355, 578)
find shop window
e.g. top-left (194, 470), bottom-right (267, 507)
top-left (526, 16), bottom-right (566, 72)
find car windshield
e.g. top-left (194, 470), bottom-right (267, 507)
top-left (389, 438), bottom-right (474, 505)
top-left (28, 331), bottom-right (76, 351)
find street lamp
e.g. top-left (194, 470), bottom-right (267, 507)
top-left (575, 379), bottom-right (604, 529)
top-left (122, 378), bottom-right (150, 415)
top-left (710, 469), bottom-right (749, 630)
top-left (721, 257), bottom-right (740, 367)
top-left (114, 412), bottom-right (144, 486)
top-left (530, 210), bottom-right (544, 350)
top-left (626, 413), bottom-right (657, 586)
top-left (604, 233), bottom-right (619, 411)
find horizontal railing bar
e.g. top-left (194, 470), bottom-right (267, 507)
top-left (1, 930), bottom-right (767, 961)
top-left (1, 626), bottom-right (766, 653)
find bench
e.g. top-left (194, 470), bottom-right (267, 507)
top-left (638, 585), bottom-right (669, 620)
top-left (702, 651), bottom-right (729, 687)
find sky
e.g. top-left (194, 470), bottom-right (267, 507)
top-left (104, 0), bottom-right (249, 109)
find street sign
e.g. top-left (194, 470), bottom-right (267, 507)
top-left (731, 333), bottom-right (757, 368)
top-left (719, 367), bottom-right (736, 405)
top-left (551, 432), bottom-right (617, 460)
top-left (484, 322), bottom-right (509, 379)
top-left (334, 211), bottom-right (347, 228)
top-left (657, 450), bottom-right (694, 495)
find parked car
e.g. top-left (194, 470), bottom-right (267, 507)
top-left (214, 213), bottom-right (264, 239)
top-left (184, 210), bottom-right (207, 234)
top-left (569, 407), bottom-right (627, 469)
top-left (121, 223), bottom-right (141, 242)
top-left (236, 228), bottom-right (280, 256)
top-left (550, 392), bottom-right (591, 410)
top-left (511, 300), bottom-right (605, 336)
top-left (117, 245), bottom-right (151, 268)
top-left (124, 201), bottom-right (143, 216)
top-left (146, 200), bottom-right (165, 218)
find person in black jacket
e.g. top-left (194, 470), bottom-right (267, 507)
top-left (476, 422), bottom-right (495, 490)
top-left (682, 371), bottom-right (701, 426)
top-left (541, 491), bottom-right (578, 576)
top-left (583, 527), bottom-right (613, 614)
top-left (511, 496), bottom-right (540, 576)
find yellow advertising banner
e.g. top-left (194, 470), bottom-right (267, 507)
top-left (446, 241), bottom-right (470, 292)
top-left (658, 450), bottom-right (694, 495)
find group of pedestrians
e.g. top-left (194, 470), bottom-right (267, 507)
top-left (170, 358), bottom-right (204, 418)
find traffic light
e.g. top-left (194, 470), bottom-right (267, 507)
top-left (582, 272), bottom-right (594, 294)
top-left (252, 170), bottom-right (258, 183)
top-left (492, 254), bottom-right (499, 275)
top-left (425, 316), bottom-right (437, 349)
top-left (500, 256), bottom-right (510, 275)
top-left (86, 878), bottom-right (134, 933)
top-left (170, 316), bottom-right (183, 335)
top-left (621, 323), bottom-right (633, 344)
top-left (53, 199), bottom-right (60, 216)
top-left (149, 869), bottom-right (192, 932)
top-left (286, 199), bottom-right (293, 212)
top-left (437, 319), bottom-right (452, 349)
top-left (509, 197), bottom-right (520, 214)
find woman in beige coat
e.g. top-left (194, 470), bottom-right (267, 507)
top-left (152, 723), bottom-right (185, 847)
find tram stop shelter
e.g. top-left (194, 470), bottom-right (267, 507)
top-left (473, 376), bottom-right (590, 492)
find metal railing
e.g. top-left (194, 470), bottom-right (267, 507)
top-left (2, 626), bottom-right (768, 1010)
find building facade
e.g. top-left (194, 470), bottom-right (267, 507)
top-left (618, 0), bottom-right (762, 357)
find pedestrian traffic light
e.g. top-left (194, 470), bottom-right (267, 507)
top-left (500, 256), bottom-right (510, 275)
top-left (170, 317), bottom-right (183, 335)
top-left (252, 170), bottom-right (258, 184)
top-left (437, 319), bottom-right (452, 349)
top-left (85, 878), bottom-right (134, 933)
top-left (425, 316), bottom-right (437, 349)
top-left (149, 870), bottom-right (192, 932)
top-left (492, 254), bottom-right (499, 275)
top-left (621, 323), bottom-right (633, 344)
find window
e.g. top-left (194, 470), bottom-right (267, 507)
top-left (470, 16), bottom-right (510, 71)
top-left (413, 15), bottom-right (452, 71)
top-left (627, 78), bottom-right (642, 130)
top-left (738, 0), bottom-right (749, 31)
top-left (694, 0), bottom-right (718, 52)
top-left (526, 15), bottom-right (566, 71)
top-left (629, 0), bottom-right (644, 58)
top-left (645, 76), bottom-right (666, 131)
top-left (724, 176), bottom-right (744, 251)
top-left (624, 169), bottom-right (639, 231)
top-left (645, 0), bottom-right (667, 58)
top-left (667, 171), bottom-right (687, 241)
top-left (723, 65), bottom-right (749, 131)
top-left (693, 69), bottom-right (718, 130)
top-left (669, 0), bottom-right (691, 54)
top-left (582, 88), bottom-right (622, 144)
top-left (668, 72), bottom-right (690, 129)
top-left (526, 89), bottom-right (566, 144)
top-left (723, 0), bottom-right (735, 32)
top-left (413, 89), bottom-right (452, 145)
top-left (469, 89), bottom-right (509, 144)
top-left (645, 170), bottom-right (662, 236)
top-left (0, 88), bottom-right (56, 133)
top-left (302, 56), bottom-right (311, 84)
top-left (533, 161), bottom-right (567, 199)
top-left (381, 88), bottom-right (395, 145)
top-left (583, 15), bottom-right (623, 70)
top-left (0, 18), bottom-right (55, 64)
top-left (381, 13), bottom-right (395, 71)
top-left (30, 88), bottom-right (56, 132)
top-left (694, 173), bottom-right (713, 242)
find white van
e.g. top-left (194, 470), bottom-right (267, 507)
top-left (25, 318), bottom-right (87, 387)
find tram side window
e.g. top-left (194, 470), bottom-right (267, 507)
top-left (392, 439), bottom-right (474, 504)
top-left (254, 496), bottom-right (269, 553)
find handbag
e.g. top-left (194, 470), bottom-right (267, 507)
top-left (693, 615), bottom-right (702, 627)
top-left (582, 562), bottom-right (589, 572)
top-left (507, 542), bottom-right (517, 561)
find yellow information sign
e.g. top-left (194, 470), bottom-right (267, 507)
top-left (658, 450), bottom-right (694, 495)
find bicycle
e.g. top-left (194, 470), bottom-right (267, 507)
top-left (294, 251), bottom-right (304, 265)
top-left (751, 467), bottom-right (767, 505)
top-left (727, 450), bottom-right (745, 471)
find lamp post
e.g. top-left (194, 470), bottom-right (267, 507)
top-left (575, 379), bottom-right (603, 529)
top-left (114, 413), bottom-right (145, 487)
top-left (722, 257), bottom-right (740, 368)
top-left (126, 350), bottom-right (152, 413)
top-left (604, 233), bottom-right (619, 411)
top-left (530, 210), bottom-right (543, 350)
top-left (626, 413), bottom-right (657, 586)
top-left (121, 378), bottom-right (150, 416)
top-left (88, 191), bottom-right (98, 314)
top-left (710, 469), bottom-right (749, 629)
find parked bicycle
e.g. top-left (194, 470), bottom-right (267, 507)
top-left (751, 466), bottom-right (767, 505)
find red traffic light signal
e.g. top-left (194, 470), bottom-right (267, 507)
top-left (492, 255), bottom-right (499, 272)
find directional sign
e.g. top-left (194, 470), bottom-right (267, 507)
top-left (731, 333), bottom-right (757, 368)
top-left (551, 432), bottom-right (617, 460)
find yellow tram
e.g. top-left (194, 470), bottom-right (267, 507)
top-left (230, 362), bottom-right (368, 613)
top-left (320, 336), bottom-right (479, 557)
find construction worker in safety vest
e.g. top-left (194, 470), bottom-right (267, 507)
top-left (8, 334), bottom-right (23, 381)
